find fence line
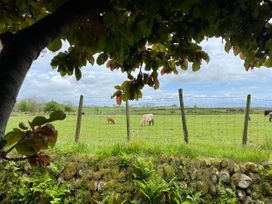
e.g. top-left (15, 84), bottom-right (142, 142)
top-left (7, 91), bottom-right (272, 150)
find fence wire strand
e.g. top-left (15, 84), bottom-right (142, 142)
top-left (7, 94), bottom-right (272, 150)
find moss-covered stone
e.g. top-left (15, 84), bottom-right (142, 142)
top-left (245, 162), bottom-right (259, 173)
top-left (177, 168), bottom-right (186, 180)
top-left (218, 170), bottom-right (231, 184)
top-left (264, 197), bottom-right (272, 204)
top-left (86, 180), bottom-right (96, 191)
top-left (190, 168), bottom-right (198, 180)
top-left (262, 182), bottom-right (272, 196)
top-left (80, 190), bottom-right (92, 204)
top-left (237, 190), bottom-right (246, 202)
top-left (251, 184), bottom-right (262, 200)
top-left (61, 162), bottom-right (78, 180)
top-left (248, 172), bottom-right (261, 184)
top-left (196, 169), bottom-right (210, 181)
top-left (221, 159), bottom-right (240, 174)
top-left (196, 180), bottom-right (209, 194)
top-left (102, 179), bottom-right (117, 190)
top-left (157, 163), bottom-right (174, 178)
top-left (231, 173), bottom-right (252, 189)
top-left (113, 182), bottom-right (133, 193)
top-left (244, 196), bottom-right (253, 204)
top-left (92, 192), bottom-right (101, 201)
top-left (209, 183), bottom-right (217, 196)
top-left (180, 181), bottom-right (188, 188)
top-left (111, 167), bottom-right (120, 179)
top-left (189, 160), bottom-right (201, 169)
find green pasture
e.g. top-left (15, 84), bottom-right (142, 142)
top-left (6, 110), bottom-right (272, 162)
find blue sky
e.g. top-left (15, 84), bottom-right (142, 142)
top-left (17, 38), bottom-right (272, 107)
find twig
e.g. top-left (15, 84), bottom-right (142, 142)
top-left (0, 132), bottom-right (29, 161)
top-left (4, 132), bottom-right (28, 155)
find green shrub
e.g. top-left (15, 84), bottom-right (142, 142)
top-left (44, 101), bottom-right (63, 113)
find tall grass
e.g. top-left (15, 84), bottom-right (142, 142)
top-left (51, 142), bottom-right (270, 163)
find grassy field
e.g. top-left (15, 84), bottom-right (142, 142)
top-left (6, 107), bottom-right (272, 162)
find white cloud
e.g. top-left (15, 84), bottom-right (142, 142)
top-left (159, 38), bottom-right (272, 85)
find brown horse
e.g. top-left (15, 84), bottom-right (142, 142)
top-left (107, 116), bottom-right (116, 124)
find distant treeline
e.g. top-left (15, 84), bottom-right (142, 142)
top-left (13, 99), bottom-right (269, 115)
top-left (13, 99), bottom-right (75, 113)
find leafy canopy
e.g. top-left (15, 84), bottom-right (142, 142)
top-left (1, 0), bottom-right (272, 104)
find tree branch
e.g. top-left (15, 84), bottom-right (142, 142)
top-left (0, 0), bottom-right (111, 146)
top-left (19, 0), bottom-right (111, 57)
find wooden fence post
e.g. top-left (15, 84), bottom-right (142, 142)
top-left (75, 95), bottom-right (84, 143)
top-left (242, 94), bottom-right (251, 146)
top-left (126, 100), bottom-right (131, 141)
top-left (178, 89), bottom-right (189, 143)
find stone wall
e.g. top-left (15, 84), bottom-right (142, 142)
top-left (1, 155), bottom-right (272, 203)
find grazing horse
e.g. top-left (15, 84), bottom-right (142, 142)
top-left (264, 110), bottom-right (272, 122)
top-left (141, 114), bottom-right (154, 126)
top-left (107, 116), bottom-right (116, 124)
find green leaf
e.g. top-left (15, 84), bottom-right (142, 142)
top-left (86, 54), bottom-right (95, 65)
top-left (5, 128), bottom-right (24, 147)
top-left (233, 46), bottom-right (240, 56)
top-left (154, 78), bottom-right (160, 89)
top-left (116, 95), bottom-right (122, 105)
top-left (16, 137), bottom-right (43, 156)
top-left (19, 122), bottom-right (28, 130)
top-left (138, 19), bottom-right (153, 37)
top-left (47, 38), bottom-right (62, 52)
top-left (103, 11), bottom-right (116, 27)
top-left (119, 26), bottom-right (134, 45)
top-left (16, 142), bottom-right (37, 156)
top-left (181, 59), bottom-right (189, 70)
top-left (30, 116), bottom-right (48, 128)
top-left (201, 52), bottom-right (210, 64)
top-left (265, 39), bottom-right (272, 50)
top-left (75, 67), bottom-right (82, 81)
top-left (114, 85), bottom-right (123, 90)
top-left (264, 57), bottom-right (272, 67)
top-left (96, 53), bottom-right (108, 65)
top-left (49, 110), bottom-right (66, 122)
top-left (224, 41), bottom-right (232, 53)
top-left (121, 81), bottom-right (130, 90)
top-left (192, 60), bottom-right (201, 71)
top-left (135, 90), bottom-right (143, 99)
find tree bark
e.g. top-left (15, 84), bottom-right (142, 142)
top-left (0, 0), bottom-right (109, 149)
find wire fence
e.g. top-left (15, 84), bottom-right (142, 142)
top-left (7, 91), bottom-right (272, 149)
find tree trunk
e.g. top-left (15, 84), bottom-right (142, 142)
top-left (0, 0), bottom-right (109, 149)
